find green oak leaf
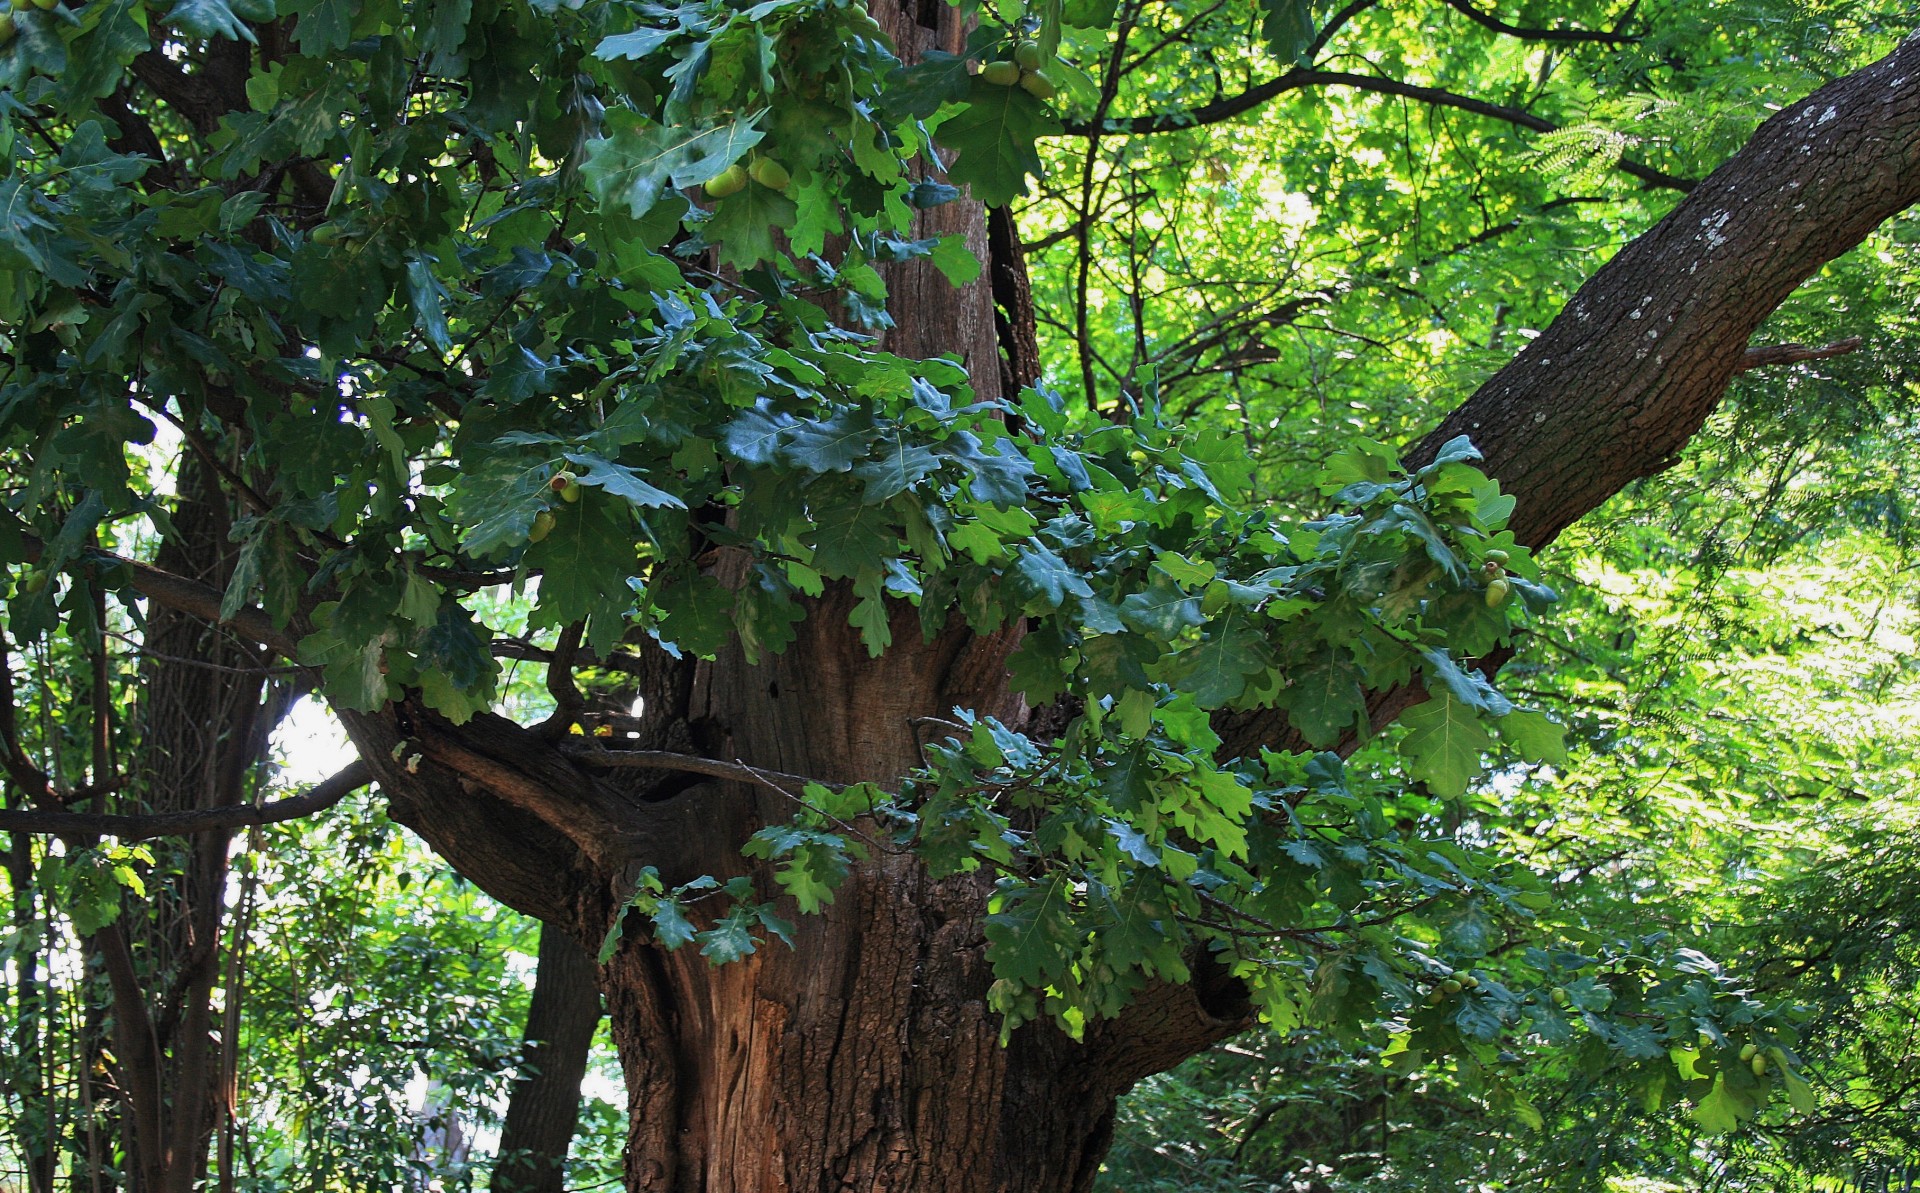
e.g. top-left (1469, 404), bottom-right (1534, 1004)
top-left (704, 182), bottom-right (799, 269)
top-left (1498, 708), bottom-right (1568, 767)
top-left (696, 908), bottom-right (760, 964)
top-left (1170, 607), bottom-right (1270, 707)
top-left (562, 450), bottom-right (688, 509)
top-left (1010, 540), bottom-right (1095, 612)
top-left (1272, 653), bottom-right (1367, 747)
top-left (1398, 688), bottom-right (1493, 798)
top-left (525, 495), bottom-right (636, 630)
top-left (935, 77), bottom-right (1061, 206)
top-left (854, 426), bottom-right (942, 502)
top-left (1260, 0), bottom-right (1316, 62)
top-left (581, 109), bottom-right (766, 219)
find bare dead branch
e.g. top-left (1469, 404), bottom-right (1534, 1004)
top-left (1736, 335), bottom-right (1864, 372)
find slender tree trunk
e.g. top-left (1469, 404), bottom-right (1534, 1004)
top-left (3, 821), bottom-right (55, 1193)
top-left (90, 455), bottom-right (283, 1192)
top-left (492, 927), bottom-right (604, 1193)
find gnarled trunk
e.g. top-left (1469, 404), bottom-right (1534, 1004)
top-left (599, 591), bottom-right (1246, 1192)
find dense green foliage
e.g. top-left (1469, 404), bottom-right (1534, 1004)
top-left (0, 0), bottom-right (1916, 1184)
top-left (1069, 0), bottom-right (1920, 1176)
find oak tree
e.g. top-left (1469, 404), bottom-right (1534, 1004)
top-left (1, 0), bottom-right (1916, 1185)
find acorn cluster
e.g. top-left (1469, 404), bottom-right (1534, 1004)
top-left (979, 38), bottom-right (1056, 99)
top-left (1480, 549), bottom-right (1511, 607)
top-left (1421, 971), bottom-right (1482, 1005)
top-left (703, 154), bottom-right (791, 200)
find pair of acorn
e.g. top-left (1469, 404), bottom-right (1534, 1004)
top-left (528, 470), bottom-right (582, 543)
top-left (704, 155), bottom-right (791, 200)
top-left (1423, 972), bottom-right (1481, 1004)
top-left (980, 39), bottom-right (1057, 100)
top-left (1481, 549), bottom-right (1512, 607)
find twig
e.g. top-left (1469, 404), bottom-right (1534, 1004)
top-left (731, 761), bottom-right (903, 856)
top-left (1441, 0), bottom-right (1636, 44)
top-left (565, 746), bottom-right (844, 794)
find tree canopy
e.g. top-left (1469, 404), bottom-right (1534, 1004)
top-left (1, 0), bottom-right (1917, 1186)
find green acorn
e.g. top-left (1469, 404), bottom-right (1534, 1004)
top-left (1019, 71), bottom-right (1057, 100)
top-left (981, 60), bottom-right (1021, 86)
top-left (703, 164), bottom-right (749, 199)
top-left (749, 157), bottom-right (791, 191)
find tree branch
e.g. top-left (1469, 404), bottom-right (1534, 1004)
top-left (0, 761), bottom-right (371, 839)
top-left (564, 746), bottom-right (846, 794)
top-left (26, 537), bottom-right (300, 660)
top-left (1440, 0), bottom-right (1636, 45)
top-left (1409, 37), bottom-right (1920, 544)
top-left (1736, 335), bottom-right (1863, 372)
top-left (1218, 36), bottom-right (1920, 760)
top-left (536, 622), bottom-right (587, 741)
top-left (490, 637), bottom-right (655, 677)
top-left (1063, 68), bottom-right (1695, 192)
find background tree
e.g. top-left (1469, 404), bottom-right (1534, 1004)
top-left (0, 0), bottom-right (1916, 1188)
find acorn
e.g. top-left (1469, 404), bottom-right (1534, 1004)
top-left (703, 164), bottom-right (749, 199)
top-left (1019, 71), bottom-right (1057, 100)
top-left (1013, 39), bottom-right (1044, 69)
top-left (749, 157), bottom-right (791, 191)
top-left (1485, 577), bottom-right (1512, 607)
top-left (529, 510), bottom-right (556, 543)
top-left (981, 60), bottom-right (1020, 86)
top-left (550, 470), bottom-right (581, 502)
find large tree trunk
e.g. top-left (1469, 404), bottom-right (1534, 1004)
top-left (598, 588), bottom-right (1247, 1192)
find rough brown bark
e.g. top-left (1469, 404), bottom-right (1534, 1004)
top-left (492, 928), bottom-right (604, 1193)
